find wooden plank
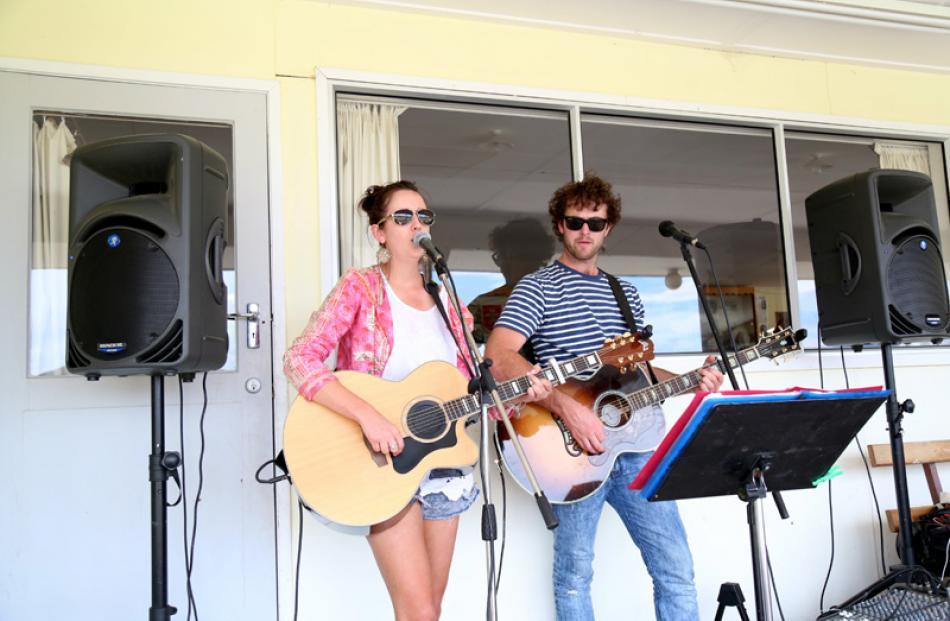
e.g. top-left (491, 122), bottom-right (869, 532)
top-left (867, 441), bottom-right (950, 467)
top-left (885, 506), bottom-right (941, 533)
top-left (924, 463), bottom-right (943, 504)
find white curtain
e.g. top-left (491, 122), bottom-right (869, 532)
top-left (337, 101), bottom-right (406, 271)
top-left (30, 117), bottom-right (76, 376)
top-left (874, 141), bottom-right (931, 176)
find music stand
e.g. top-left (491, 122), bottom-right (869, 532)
top-left (632, 389), bottom-right (889, 621)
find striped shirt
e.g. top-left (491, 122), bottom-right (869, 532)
top-left (495, 261), bottom-right (645, 368)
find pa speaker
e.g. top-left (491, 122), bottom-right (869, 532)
top-left (805, 168), bottom-right (950, 346)
top-left (67, 133), bottom-right (229, 377)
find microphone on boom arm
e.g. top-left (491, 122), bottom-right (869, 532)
top-left (658, 220), bottom-right (705, 249)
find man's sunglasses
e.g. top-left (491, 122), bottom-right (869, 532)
top-left (563, 216), bottom-right (608, 232)
top-left (380, 208), bottom-right (436, 226)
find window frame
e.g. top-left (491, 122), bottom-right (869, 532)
top-left (316, 66), bottom-right (950, 368)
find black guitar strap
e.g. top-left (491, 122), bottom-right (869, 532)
top-left (604, 271), bottom-right (659, 385)
top-left (423, 274), bottom-right (476, 379)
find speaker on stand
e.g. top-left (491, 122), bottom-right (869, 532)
top-left (806, 169), bottom-right (950, 614)
top-left (67, 133), bottom-right (230, 620)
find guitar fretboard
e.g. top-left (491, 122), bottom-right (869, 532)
top-left (443, 351), bottom-right (604, 421)
top-left (626, 346), bottom-right (763, 411)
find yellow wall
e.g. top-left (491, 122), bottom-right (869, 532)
top-left (3, 0), bottom-right (950, 332)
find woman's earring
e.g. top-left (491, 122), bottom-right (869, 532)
top-left (376, 245), bottom-right (391, 264)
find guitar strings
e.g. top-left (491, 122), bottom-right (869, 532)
top-left (393, 351), bottom-right (619, 437)
top-left (398, 375), bottom-right (544, 436)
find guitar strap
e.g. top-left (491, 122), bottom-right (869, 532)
top-left (604, 271), bottom-right (659, 386)
top-left (423, 273), bottom-right (476, 379)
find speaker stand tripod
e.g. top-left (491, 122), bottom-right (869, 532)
top-left (822, 343), bottom-right (919, 615)
top-left (149, 374), bottom-right (184, 621)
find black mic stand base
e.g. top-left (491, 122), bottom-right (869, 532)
top-left (715, 583), bottom-right (751, 621)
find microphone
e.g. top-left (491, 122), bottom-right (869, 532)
top-left (413, 231), bottom-right (447, 266)
top-left (658, 220), bottom-right (705, 249)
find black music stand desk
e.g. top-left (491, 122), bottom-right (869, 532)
top-left (631, 388), bottom-right (889, 621)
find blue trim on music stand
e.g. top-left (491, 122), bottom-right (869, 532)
top-left (640, 389), bottom-right (890, 500)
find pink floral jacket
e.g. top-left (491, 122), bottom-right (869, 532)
top-left (284, 266), bottom-right (476, 400)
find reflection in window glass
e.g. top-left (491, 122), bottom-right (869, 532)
top-left (337, 96), bottom-right (573, 343)
top-left (621, 277), bottom-right (701, 354)
top-left (29, 113), bottom-right (235, 376)
top-left (581, 115), bottom-right (789, 353)
top-left (784, 133), bottom-right (947, 349)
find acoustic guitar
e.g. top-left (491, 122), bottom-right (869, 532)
top-left (283, 334), bottom-right (647, 526)
top-left (496, 327), bottom-right (806, 503)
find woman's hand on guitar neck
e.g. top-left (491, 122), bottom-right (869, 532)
top-left (355, 408), bottom-right (405, 456)
top-left (556, 396), bottom-right (606, 455)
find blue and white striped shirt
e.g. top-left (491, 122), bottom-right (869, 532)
top-left (495, 261), bottom-right (646, 367)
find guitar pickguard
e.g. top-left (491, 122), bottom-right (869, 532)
top-left (391, 426), bottom-right (459, 475)
top-left (588, 405), bottom-right (666, 467)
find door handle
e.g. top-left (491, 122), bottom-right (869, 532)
top-left (228, 303), bottom-right (261, 349)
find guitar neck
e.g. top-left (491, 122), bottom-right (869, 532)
top-left (445, 350), bottom-right (603, 421)
top-left (626, 345), bottom-right (762, 411)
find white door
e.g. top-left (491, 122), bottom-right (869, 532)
top-left (0, 69), bottom-right (280, 621)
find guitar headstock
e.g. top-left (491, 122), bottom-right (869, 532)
top-left (597, 332), bottom-right (654, 374)
top-left (754, 326), bottom-right (808, 362)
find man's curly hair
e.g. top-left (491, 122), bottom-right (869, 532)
top-left (547, 175), bottom-right (622, 241)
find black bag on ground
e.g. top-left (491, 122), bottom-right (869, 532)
top-left (906, 505), bottom-right (950, 575)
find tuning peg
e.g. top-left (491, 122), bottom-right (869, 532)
top-left (623, 331), bottom-right (631, 338)
top-left (620, 366), bottom-right (628, 374)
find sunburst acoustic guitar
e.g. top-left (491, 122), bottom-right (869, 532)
top-left (496, 327), bottom-right (806, 503)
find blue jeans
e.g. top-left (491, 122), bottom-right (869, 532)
top-left (552, 452), bottom-right (699, 620)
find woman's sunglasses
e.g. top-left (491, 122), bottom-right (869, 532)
top-left (563, 216), bottom-right (608, 232)
top-left (380, 208), bottom-right (436, 226)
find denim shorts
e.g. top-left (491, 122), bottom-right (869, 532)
top-left (414, 468), bottom-right (480, 520)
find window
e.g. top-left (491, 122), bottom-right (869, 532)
top-left (336, 96), bottom-right (571, 343)
top-left (581, 115), bottom-right (788, 354)
top-left (332, 88), bottom-right (950, 356)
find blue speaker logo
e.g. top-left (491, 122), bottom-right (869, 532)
top-left (107, 233), bottom-right (121, 248)
top-left (919, 239), bottom-right (928, 251)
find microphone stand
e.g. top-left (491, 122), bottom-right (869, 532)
top-left (430, 255), bottom-right (558, 621)
top-left (678, 241), bottom-right (739, 390)
top-left (676, 240), bottom-right (787, 621)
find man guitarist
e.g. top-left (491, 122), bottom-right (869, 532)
top-left (485, 175), bottom-right (723, 620)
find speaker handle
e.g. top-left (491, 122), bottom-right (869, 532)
top-left (836, 232), bottom-right (862, 296)
top-left (205, 219), bottom-right (226, 304)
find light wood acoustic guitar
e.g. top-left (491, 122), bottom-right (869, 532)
top-left (282, 334), bottom-right (647, 526)
top-left (496, 327), bottom-right (806, 503)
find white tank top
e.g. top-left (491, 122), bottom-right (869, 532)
top-left (381, 277), bottom-right (459, 381)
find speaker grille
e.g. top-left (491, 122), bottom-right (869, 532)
top-left (137, 320), bottom-right (184, 364)
top-left (69, 228), bottom-right (180, 361)
top-left (886, 234), bottom-right (949, 334)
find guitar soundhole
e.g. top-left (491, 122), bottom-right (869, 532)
top-left (596, 391), bottom-right (631, 429)
top-left (406, 399), bottom-right (449, 441)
